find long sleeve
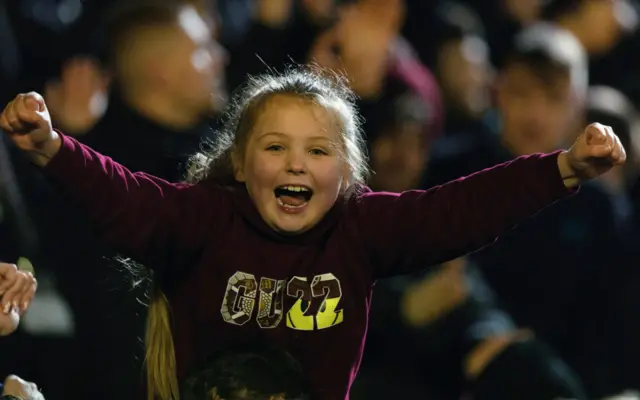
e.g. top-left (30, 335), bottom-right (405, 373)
top-left (40, 133), bottom-right (230, 272)
top-left (354, 151), bottom-right (576, 278)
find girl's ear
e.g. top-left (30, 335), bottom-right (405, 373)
top-left (231, 148), bottom-right (245, 182)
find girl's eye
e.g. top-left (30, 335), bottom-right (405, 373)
top-left (310, 148), bottom-right (328, 156)
top-left (266, 145), bottom-right (284, 152)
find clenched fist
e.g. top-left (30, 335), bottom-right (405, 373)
top-left (0, 92), bottom-right (61, 167)
top-left (558, 122), bottom-right (626, 187)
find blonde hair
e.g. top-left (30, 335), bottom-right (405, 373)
top-left (143, 66), bottom-right (369, 399)
top-left (146, 281), bottom-right (180, 400)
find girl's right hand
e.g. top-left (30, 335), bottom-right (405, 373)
top-left (0, 92), bottom-right (61, 167)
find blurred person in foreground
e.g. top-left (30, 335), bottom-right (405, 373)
top-left (182, 344), bottom-right (308, 400)
top-left (426, 23), bottom-right (626, 398)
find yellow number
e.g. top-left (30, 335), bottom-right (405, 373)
top-left (286, 277), bottom-right (314, 331)
top-left (312, 273), bottom-right (344, 330)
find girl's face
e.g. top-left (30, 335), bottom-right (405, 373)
top-left (234, 95), bottom-right (348, 234)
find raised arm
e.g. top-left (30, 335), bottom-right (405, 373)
top-left (0, 93), bottom-right (228, 270)
top-left (44, 134), bottom-right (225, 266)
top-left (356, 123), bottom-right (626, 278)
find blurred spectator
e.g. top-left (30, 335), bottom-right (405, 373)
top-left (182, 343), bottom-right (309, 400)
top-left (587, 86), bottom-right (640, 206)
top-left (0, 2), bottom-right (227, 399)
top-left (62, 1), bottom-right (223, 397)
top-left (540, 0), bottom-right (640, 94)
top-left (44, 57), bottom-right (109, 135)
top-left (352, 41), bottom-right (586, 399)
top-left (0, 1), bottom-right (21, 105)
top-left (309, 0), bottom-right (405, 99)
top-left (225, 0), bottom-right (341, 93)
top-left (540, 0), bottom-right (635, 56)
top-left (581, 86), bottom-right (640, 396)
top-left (496, 23), bottom-right (587, 155)
top-left (412, 2), bottom-right (493, 136)
top-left (365, 72), bottom-right (435, 193)
top-left (426, 23), bottom-right (587, 183)
top-left (444, 0), bottom-right (542, 68)
top-left (426, 23), bottom-right (626, 398)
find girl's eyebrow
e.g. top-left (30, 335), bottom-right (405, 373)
top-left (259, 132), bottom-right (334, 143)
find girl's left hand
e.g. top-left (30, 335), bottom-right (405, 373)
top-left (0, 263), bottom-right (37, 314)
top-left (559, 123), bottom-right (626, 187)
top-left (566, 123), bottom-right (626, 176)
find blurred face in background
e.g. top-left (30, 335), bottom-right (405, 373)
top-left (573, 0), bottom-right (624, 55)
top-left (497, 62), bottom-right (578, 156)
top-left (164, 5), bottom-right (226, 115)
top-left (436, 36), bottom-right (492, 119)
top-left (370, 121), bottom-right (429, 192)
top-left (308, 0), bottom-right (405, 98)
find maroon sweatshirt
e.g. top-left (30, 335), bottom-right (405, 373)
top-left (42, 133), bottom-right (575, 399)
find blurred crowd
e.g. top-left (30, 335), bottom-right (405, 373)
top-left (1, 0), bottom-right (640, 399)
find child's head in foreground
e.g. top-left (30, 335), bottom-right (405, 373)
top-left (192, 67), bottom-right (369, 235)
top-left (181, 344), bottom-right (309, 400)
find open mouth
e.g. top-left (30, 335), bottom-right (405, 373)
top-left (274, 185), bottom-right (313, 211)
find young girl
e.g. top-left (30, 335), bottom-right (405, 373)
top-left (0, 69), bottom-right (625, 400)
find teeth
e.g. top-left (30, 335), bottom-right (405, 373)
top-left (277, 198), bottom-right (307, 208)
top-left (281, 185), bottom-right (309, 192)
